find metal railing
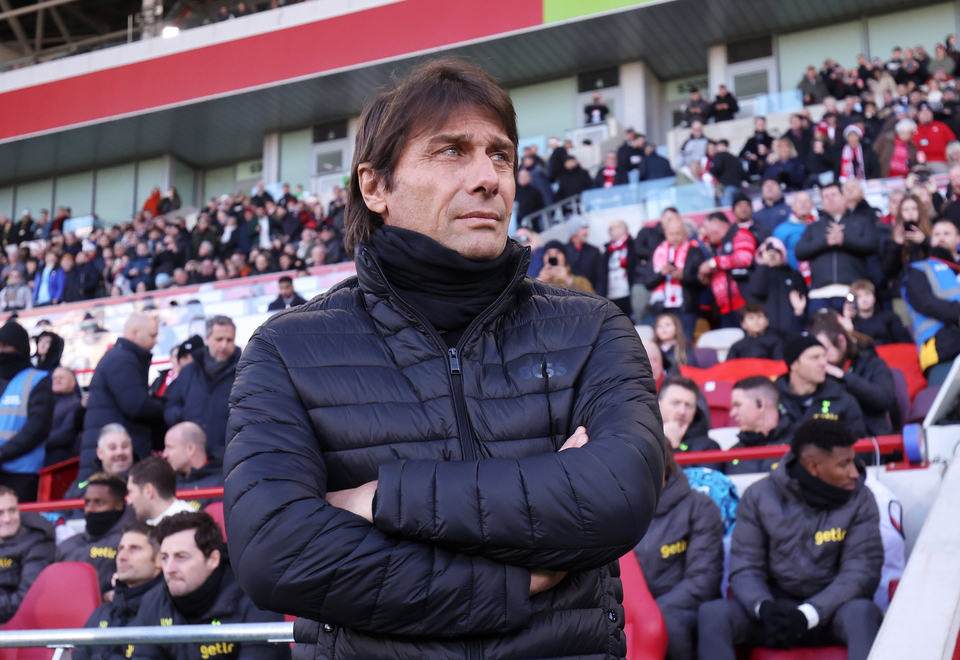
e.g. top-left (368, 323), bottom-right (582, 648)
top-left (519, 194), bottom-right (583, 231)
top-left (0, 622), bottom-right (294, 660)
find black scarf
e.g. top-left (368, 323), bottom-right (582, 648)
top-left (203, 351), bottom-right (232, 381)
top-left (0, 353), bottom-right (32, 382)
top-left (788, 461), bottom-right (854, 509)
top-left (85, 507), bottom-right (126, 539)
top-left (737, 430), bottom-right (771, 447)
top-left (368, 226), bottom-right (515, 346)
top-left (171, 561), bottom-right (226, 621)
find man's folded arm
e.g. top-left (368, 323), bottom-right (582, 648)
top-left (224, 329), bottom-right (532, 638)
top-left (373, 306), bottom-right (665, 572)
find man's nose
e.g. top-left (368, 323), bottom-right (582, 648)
top-left (467, 152), bottom-right (500, 195)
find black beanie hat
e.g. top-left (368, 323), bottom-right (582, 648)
top-left (732, 191), bottom-right (752, 209)
top-left (783, 334), bottom-right (823, 368)
top-left (543, 240), bottom-right (566, 253)
top-left (0, 321), bottom-right (30, 355)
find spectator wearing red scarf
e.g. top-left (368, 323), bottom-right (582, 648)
top-left (698, 212), bottom-right (757, 326)
top-left (874, 119), bottom-right (919, 178)
top-left (593, 151), bottom-right (626, 189)
top-left (603, 219), bottom-right (636, 318)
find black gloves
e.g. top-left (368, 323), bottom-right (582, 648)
top-left (758, 600), bottom-right (810, 648)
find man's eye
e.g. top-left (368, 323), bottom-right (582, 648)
top-left (441, 147), bottom-right (459, 156)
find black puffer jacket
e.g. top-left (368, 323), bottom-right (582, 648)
top-left (794, 214), bottom-right (879, 289)
top-left (79, 338), bottom-right (165, 478)
top-left (775, 375), bottom-right (868, 439)
top-left (176, 463), bottom-right (224, 510)
top-left (56, 506), bottom-right (136, 595)
top-left (0, 513), bottom-right (54, 623)
top-left (836, 347), bottom-right (896, 436)
top-left (73, 574), bottom-right (164, 660)
top-left (225, 243), bottom-right (665, 660)
top-left (633, 470), bottom-right (723, 611)
top-left (730, 454), bottom-right (882, 622)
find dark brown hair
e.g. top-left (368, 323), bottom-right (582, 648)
top-left (128, 456), bottom-right (177, 500)
top-left (345, 58), bottom-right (519, 252)
top-left (808, 311), bottom-right (873, 362)
top-left (152, 512), bottom-right (224, 558)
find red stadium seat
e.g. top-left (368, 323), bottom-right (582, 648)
top-left (890, 368), bottom-right (910, 431)
top-left (681, 359), bottom-right (786, 388)
top-left (749, 648), bottom-right (846, 660)
top-left (36, 456), bottom-right (79, 503)
top-left (875, 343), bottom-right (926, 400)
top-left (0, 562), bottom-right (101, 660)
top-left (619, 551), bottom-right (668, 660)
top-left (204, 501), bottom-right (227, 542)
top-left (703, 380), bottom-right (733, 429)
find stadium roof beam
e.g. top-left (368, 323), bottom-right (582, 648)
top-left (48, 7), bottom-right (73, 44)
top-left (0, 0), bottom-right (34, 55)
top-left (0, 0), bottom-right (80, 23)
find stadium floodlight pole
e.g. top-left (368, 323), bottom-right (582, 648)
top-left (0, 622), bottom-right (295, 651)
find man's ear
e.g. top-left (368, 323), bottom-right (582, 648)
top-left (357, 163), bottom-right (387, 216)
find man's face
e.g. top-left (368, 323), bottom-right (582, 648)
top-left (125, 480), bottom-right (151, 519)
top-left (659, 385), bottom-right (697, 426)
top-left (843, 180), bottom-right (863, 207)
top-left (206, 323), bottom-right (236, 363)
top-left (96, 433), bottom-right (134, 475)
top-left (83, 484), bottom-right (124, 515)
top-left (792, 192), bottom-right (814, 218)
top-left (733, 201), bottom-right (753, 223)
top-left (931, 222), bottom-right (960, 255)
top-left (792, 346), bottom-right (828, 386)
top-left (162, 431), bottom-right (191, 473)
top-left (608, 221), bottom-right (627, 242)
top-left (362, 106), bottom-right (515, 261)
top-left (117, 532), bottom-right (161, 585)
top-left (160, 529), bottom-right (220, 597)
top-left (741, 312), bottom-right (769, 337)
top-left (690, 121), bottom-right (703, 138)
top-left (804, 446), bottom-right (859, 490)
top-left (822, 187), bottom-right (846, 217)
top-left (0, 494), bottom-right (20, 539)
top-left (730, 389), bottom-right (764, 433)
top-left (51, 367), bottom-right (75, 394)
top-left (704, 218), bottom-right (728, 245)
top-left (663, 218), bottom-right (686, 246)
top-left (755, 118), bottom-right (766, 132)
top-left (279, 281), bottom-right (295, 298)
top-left (37, 335), bottom-right (51, 356)
top-left (762, 180), bottom-right (782, 204)
top-left (919, 108), bottom-right (934, 125)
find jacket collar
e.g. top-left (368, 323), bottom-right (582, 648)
top-left (354, 238), bottom-right (531, 343)
top-left (114, 573), bottom-right (164, 615)
top-left (770, 451), bottom-right (866, 504)
top-left (115, 337), bottom-right (152, 367)
top-left (656, 470), bottom-right (691, 516)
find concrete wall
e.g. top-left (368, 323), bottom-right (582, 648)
top-left (777, 21), bottom-right (862, 92)
top-left (54, 171), bottom-right (95, 217)
top-left (15, 179), bottom-right (54, 218)
top-left (135, 157), bottom-right (165, 211)
top-left (203, 165), bottom-right (237, 201)
top-left (94, 164), bottom-right (137, 225)
top-left (0, 186), bottom-right (12, 219)
top-left (279, 128), bottom-right (313, 190)
top-left (510, 77), bottom-right (579, 141)
top-left (866, 3), bottom-right (956, 59)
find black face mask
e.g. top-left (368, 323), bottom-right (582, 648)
top-left (788, 461), bottom-right (855, 509)
top-left (85, 508), bottom-right (125, 538)
top-left (0, 352), bottom-right (31, 380)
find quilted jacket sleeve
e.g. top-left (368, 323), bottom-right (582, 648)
top-left (655, 494), bottom-right (724, 612)
top-left (729, 484), bottom-right (775, 617)
top-left (373, 303), bottom-right (665, 571)
top-left (224, 328), bottom-right (533, 637)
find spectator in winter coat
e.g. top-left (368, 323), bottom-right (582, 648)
top-left (224, 60), bottom-right (664, 660)
top-left (594, 151), bottom-right (626, 189)
top-left (638, 142), bottom-right (676, 181)
top-left (267, 276), bottom-right (308, 311)
top-left (515, 168), bottom-right (546, 226)
top-left (711, 139), bottom-right (747, 207)
top-left (699, 212), bottom-right (757, 326)
top-left (752, 179), bottom-right (791, 232)
top-left (564, 216), bottom-right (606, 295)
top-left (639, 211), bottom-right (704, 341)
top-left (726, 377), bottom-right (792, 474)
top-left (617, 131), bottom-right (645, 182)
top-left (763, 139), bottom-right (807, 191)
top-left (584, 92), bottom-right (609, 125)
top-left (163, 423), bottom-right (223, 511)
top-left (711, 85), bottom-right (739, 122)
top-left (73, 522), bottom-right (165, 660)
top-left (773, 191), bottom-right (817, 270)
top-left (849, 279), bottom-right (912, 346)
top-left (774, 335), bottom-right (868, 438)
top-left (731, 192), bottom-right (771, 245)
top-left (0, 321), bottom-right (53, 503)
top-left (874, 119), bottom-right (919, 178)
top-left (742, 236), bottom-right (808, 333)
top-left (0, 271), bottom-right (31, 312)
top-left (163, 316), bottom-right (239, 465)
top-left (682, 89), bottom-right (712, 126)
top-left (795, 183), bottom-right (879, 313)
top-left (42, 367), bottom-right (83, 467)
top-left (537, 241), bottom-right (595, 294)
top-left (555, 155), bottom-right (594, 201)
top-left (128, 512), bottom-right (288, 660)
top-left (32, 251), bottom-right (64, 306)
top-left (727, 304), bottom-right (784, 361)
top-left (604, 219), bottom-right (636, 317)
top-left (915, 104), bottom-right (957, 169)
top-left (740, 117), bottom-right (774, 180)
top-left (799, 66), bottom-right (830, 105)
top-left (659, 376), bottom-right (720, 457)
top-left (79, 314), bottom-right (165, 478)
top-left (675, 121), bottom-right (709, 170)
top-left (59, 254), bottom-right (84, 303)
top-left (698, 419), bottom-right (883, 660)
top-left (903, 219), bottom-right (960, 380)
top-left (810, 313), bottom-right (896, 435)
top-left (655, 314), bottom-right (699, 376)
top-left (836, 125), bottom-right (880, 183)
top-left (56, 473), bottom-right (136, 597)
top-left (634, 445), bottom-right (723, 660)
top-left (0, 487), bottom-right (54, 623)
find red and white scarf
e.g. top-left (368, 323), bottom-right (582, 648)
top-left (650, 239), bottom-right (692, 308)
top-left (839, 143), bottom-right (865, 182)
top-left (600, 166), bottom-right (617, 189)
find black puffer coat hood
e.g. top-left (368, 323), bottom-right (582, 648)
top-left (224, 240), bottom-right (665, 660)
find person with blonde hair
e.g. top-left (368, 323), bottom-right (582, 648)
top-left (763, 138), bottom-right (806, 190)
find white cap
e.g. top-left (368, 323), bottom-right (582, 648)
top-left (21, 209), bottom-right (30, 217)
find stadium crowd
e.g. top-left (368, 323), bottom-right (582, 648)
top-left (0, 43), bottom-right (954, 660)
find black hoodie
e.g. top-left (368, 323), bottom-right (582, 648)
top-left (0, 512), bottom-right (54, 623)
top-left (176, 462), bottom-right (224, 510)
top-left (633, 470), bottom-right (723, 611)
top-left (775, 374), bottom-right (868, 439)
top-left (129, 562), bottom-right (288, 660)
top-left (74, 573), bottom-right (164, 660)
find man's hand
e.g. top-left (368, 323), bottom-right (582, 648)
top-left (825, 222), bottom-right (844, 246)
top-left (559, 426), bottom-right (589, 451)
top-left (326, 480), bottom-right (378, 523)
top-left (529, 569), bottom-right (567, 595)
top-left (662, 419), bottom-right (689, 449)
top-left (825, 363), bottom-right (845, 380)
top-left (905, 227), bottom-right (927, 244)
top-left (789, 290), bottom-right (807, 316)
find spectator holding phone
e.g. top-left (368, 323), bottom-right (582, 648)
top-left (537, 241), bottom-right (595, 293)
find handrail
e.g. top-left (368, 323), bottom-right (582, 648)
top-left (519, 194), bottom-right (582, 230)
top-left (675, 435), bottom-right (904, 465)
top-left (20, 435), bottom-right (905, 513)
top-left (0, 622), bottom-right (294, 648)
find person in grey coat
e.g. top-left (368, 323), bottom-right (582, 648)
top-left (634, 446), bottom-right (723, 660)
top-left (698, 418), bottom-right (883, 660)
top-left (0, 486), bottom-right (54, 623)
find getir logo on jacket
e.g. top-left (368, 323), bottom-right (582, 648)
top-left (814, 527), bottom-right (847, 546)
top-left (90, 546), bottom-right (117, 559)
top-left (0, 558), bottom-right (13, 568)
top-left (200, 642), bottom-right (236, 659)
top-left (660, 539), bottom-right (687, 559)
